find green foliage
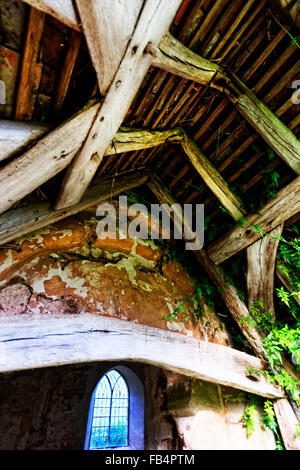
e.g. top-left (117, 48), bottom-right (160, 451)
top-left (261, 400), bottom-right (280, 439)
top-left (269, 9), bottom-right (300, 49)
top-left (241, 402), bottom-right (257, 437)
top-left (154, 239), bottom-right (221, 324)
top-left (161, 280), bottom-right (219, 323)
top-left (250, 300), bottom-right (275, 333)
top-left (239, 225), bottom-right (300, 403)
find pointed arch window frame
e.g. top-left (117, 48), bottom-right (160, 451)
top-left (84, 365), bottom-right (144, 450)
top-left (88, 369), bottom-right (129, 449)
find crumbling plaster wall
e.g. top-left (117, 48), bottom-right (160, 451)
top-left (0, 211), bottom-right (230, 345)
top-left (0, 212), bottom-right (276, 450)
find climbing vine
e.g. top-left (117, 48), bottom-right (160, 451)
top-left (242, 225), bottom-right (300, 404)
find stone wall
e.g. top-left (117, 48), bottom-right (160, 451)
top-left (165, 373), bottom-right (276, 450)
top-left (0, 362), bottom-right (276, 450)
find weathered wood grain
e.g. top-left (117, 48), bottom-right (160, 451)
top-left (274, 398), bottom-right (300, 450)
top-left (276, 260), bottom-right (300, 307)
top-left (0, 112), bottom-right (186, 215)
top-left (234, 74), bottom-right (300, 175)
top-left (152, 33), bottom-right (300, 174)
top-left (75, 0), bottom-right (144, 96)
top-left (181, 134), bottom-right (247, 221)
top-left (52, 30), bottom-right (81, 114)
top-left (54, 0), bottom-right (183, 210)
top-left (0, 168), bottom-right (149, 246)
top-left (147, 173), bottom-right (267, 359)
top-left (0, 119), bottom-right (50, 162)
top-left (246, 225), bottom-right (283, 319)
top-left (151, 33), bottom-right (225, 87)
top-left (0, 314), bottom-right (285, 398)
top-left (14, 7), bottom-right (45, 121)
top-left (0, 101), bottom-right (100, 215)
top-left (21, 0), bottom-right (80, 31)
top-left (207, 176), bottom-right (300, 265)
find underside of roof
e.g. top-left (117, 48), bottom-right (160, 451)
top-left (0, 0), bottom-right (299, 247)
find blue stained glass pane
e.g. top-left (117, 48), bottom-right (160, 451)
top-left (89, 370), bottom-right (129, 449)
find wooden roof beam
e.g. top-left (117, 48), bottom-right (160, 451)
top-left (51, 30), bottom-right (81, 115)
top-left (0, 314), bottom-right (284, 398)
top-left (268, 0), bottom-right (300, 28)
top-left (0, 109), bottom-right (187, 216)
top-left (180, 133), bottom-right (247, 221)
top-left (152, 33), bottom-right (300, 174)
top-left (207, 176), bottom-right (300, 265)
top-left (0, 119), bottom-right (50, 162)
top-left (246, 225), bottom-right (283, 320)
top-left (76, 0), bottom-right (144, 96)
top-left (0, 114), bottom-right (245, 222)
top-left (0, 168), bottom-right (149, 247)
top-left (14, 7), bottom-right (45, 121)
top-left (54, 0), bottom-right (183, 210)
top-left (21, 0), bottom-right (81, 31)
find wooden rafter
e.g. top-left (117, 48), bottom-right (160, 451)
top-left (21, 0), bottom-right (80, 31)
top-left (0, 119), bottom-right (50, 162)
top-left (76, 0), bottom-right (144, 96)
top-left (0, 113), bottom-right (244, 227)
top-left (0, 168), bottom-right (149, 246)
top-left (207, 176), bottom-right (300, 265)
top-left (54, 0), bottom-right (183, 210)
top-left (151, 33), bottom-right (300, 174)
top-left (246, 225), bottom-right (284, 319)
top-left (0, 101), bottom-right (100, 216)
top-left (180, 132), bottom-right (247, 221)
top-left (51, 30), bottom-right (81, 115)
top-left (0, 314), bottom-right (284, 398)
top-left (268, 0), bottom-right (300, 28)
top-left (14, 7), bottom-right (45, 121)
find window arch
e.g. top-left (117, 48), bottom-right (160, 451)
top-left (85, 366), bottom-right (144, 450)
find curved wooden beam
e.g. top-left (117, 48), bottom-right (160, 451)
top-left (0, 314), bottom-right (285, 398)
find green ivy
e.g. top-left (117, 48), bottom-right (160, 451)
top-left (241, 402), bottom-right (257, 437)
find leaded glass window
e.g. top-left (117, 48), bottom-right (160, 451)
top-left (88, 369), bottom-right (129, 449)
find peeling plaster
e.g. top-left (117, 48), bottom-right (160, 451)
top-left (30, 264), bottom-right (89, 299)
top-left (0, 250), bottom-right (13, 273)
top-left (16, 227), bottom-right (51, 247)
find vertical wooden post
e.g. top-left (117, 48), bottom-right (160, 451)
top-left (15, 7), bottom-right (45, 121)
top-left (52, 30), bottom-right (81, 115)
top-left (246, 225), bottom-right (283, 320)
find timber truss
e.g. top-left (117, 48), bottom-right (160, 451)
top-left (0, 0), bottom-right (300, 450)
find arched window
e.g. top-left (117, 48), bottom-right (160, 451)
top-left (88, 370), bottom-right (129, 449)
top-left (85, 366), bottom-right (144, 450)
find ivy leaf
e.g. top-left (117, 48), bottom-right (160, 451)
top-left (267, 148), bottom-right (275, 161)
